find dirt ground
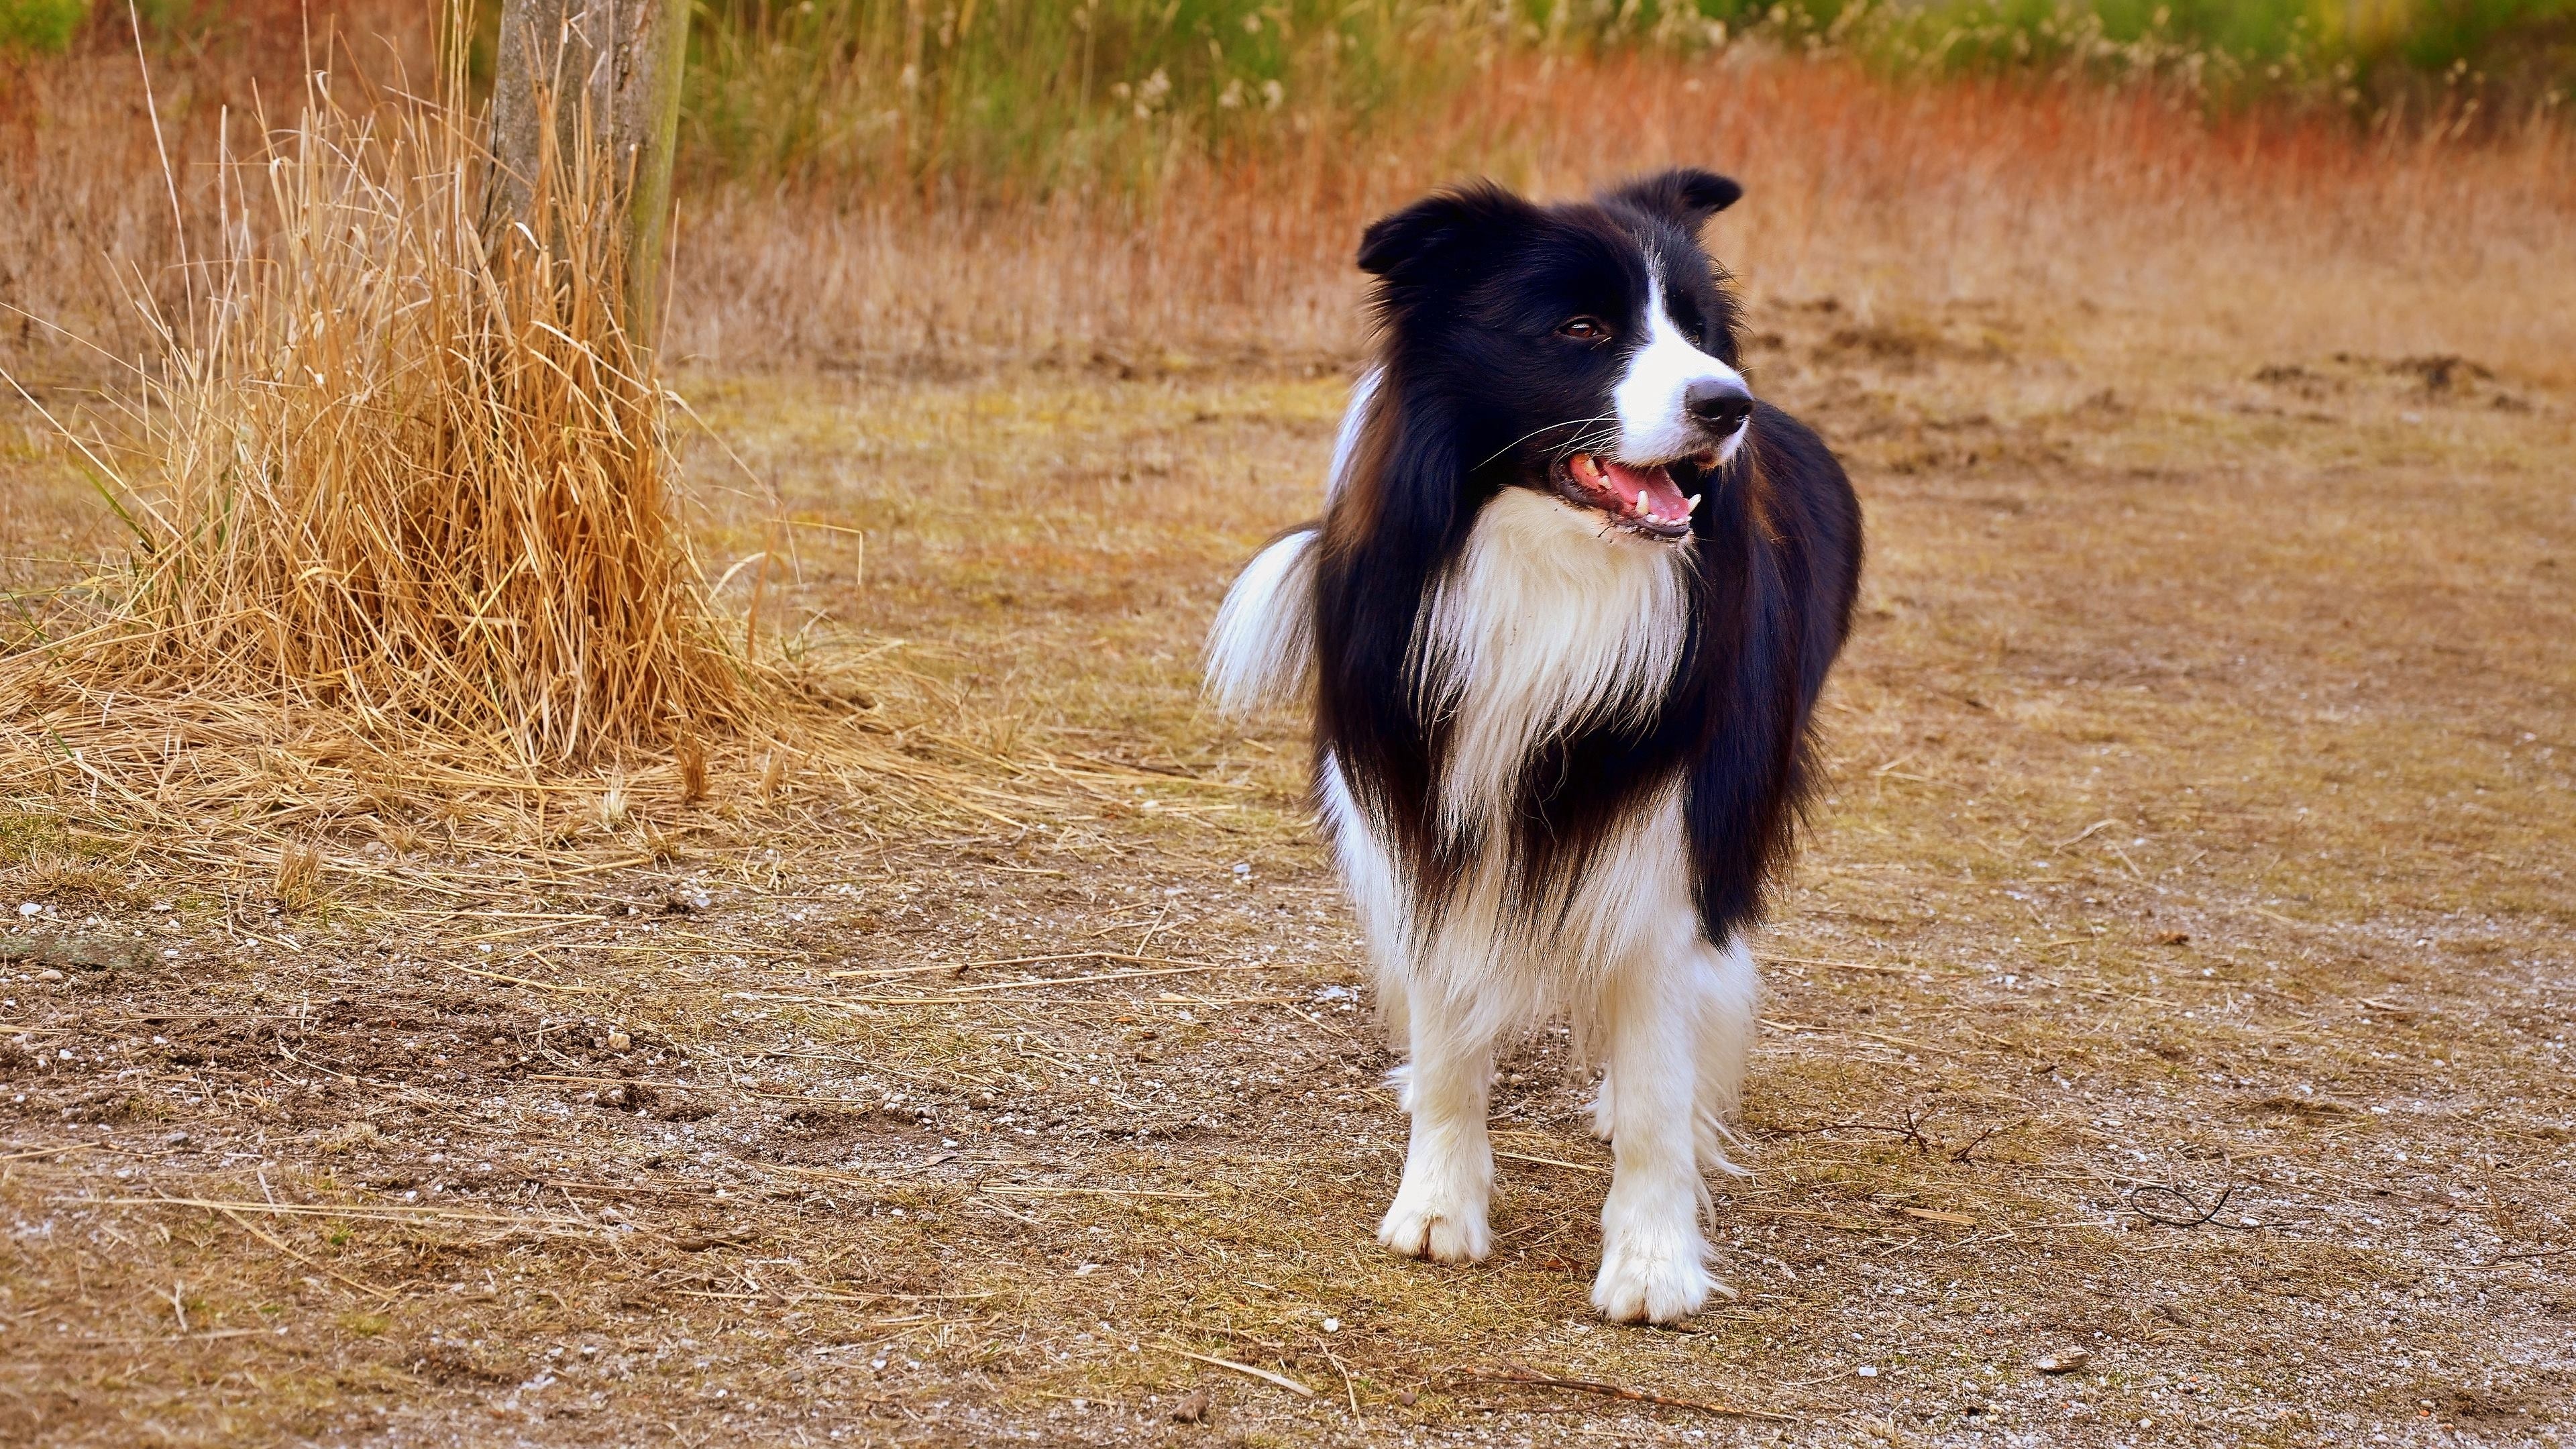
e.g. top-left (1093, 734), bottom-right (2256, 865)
top-left (2, 282), bottom-right (2572, 1447)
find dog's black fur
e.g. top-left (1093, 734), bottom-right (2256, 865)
top-left (1309, 169), bottom-right (1864, 943)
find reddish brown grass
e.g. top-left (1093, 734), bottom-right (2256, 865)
top-left (664, 53), bottom-right (2576, 379)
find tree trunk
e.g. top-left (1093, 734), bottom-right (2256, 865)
top-left (487, 0), bottom-right (689, 345)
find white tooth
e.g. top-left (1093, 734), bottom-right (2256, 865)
top-left (1634, 490), bottom-right (1649, 515)
top-left (1686, 494), bottom-right (1702, 513)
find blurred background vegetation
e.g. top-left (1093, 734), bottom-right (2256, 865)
top-left (684, 0), bottom-right (2570, 186)
top-left (4, 0), bottom-right (2568, 371)
top-left (6, 0), bottom-right (2569, 193)
top-left (0, 0), bottom-right (84, 52)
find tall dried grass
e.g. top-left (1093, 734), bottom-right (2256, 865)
top-left (221, 127), bottom-right (737, 743)
top-left (0, 14), bottom-right (779, 881)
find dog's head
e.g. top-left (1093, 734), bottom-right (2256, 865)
top-left (1358, 169), bottom-right (1751, 542)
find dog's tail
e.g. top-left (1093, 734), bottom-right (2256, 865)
top-left (1203, 525), bottom-right (1320, 716)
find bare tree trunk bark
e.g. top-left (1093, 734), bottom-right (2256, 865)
top-left (487, 0), bottom-right (689, 345)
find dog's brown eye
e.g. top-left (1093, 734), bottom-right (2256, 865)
top-left (1558, 317), bottom-right (1610, 341)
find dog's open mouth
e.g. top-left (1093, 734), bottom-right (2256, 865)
top-left (1552, 452), bottom-right (1706, 539)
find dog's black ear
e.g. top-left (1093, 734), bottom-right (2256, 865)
top-left (1357, 181), bottom-right (1536, 282)
top-left (1605, 168), bottom-right (1743, 231)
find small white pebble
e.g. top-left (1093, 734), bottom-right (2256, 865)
top-left (17, 903), bottom-right (38, 918)
top-left (1858, 1366), bottom-right (1879, 1378)
top-left (1321, 1317), bottom-right (1340, 1333)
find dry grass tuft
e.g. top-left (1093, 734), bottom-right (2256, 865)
top-left (52, 68), bottom-right (747, 757)
top-left (16, 851), bottom-right (134, 906)
top-left (676, 733), bottom-right (710, 806)
top-left (0, 17), bottom-right (883, 871)
top-left (270, 841), bottom-right (321, 911)
top-left (4, 54), bottom-right (754, 769)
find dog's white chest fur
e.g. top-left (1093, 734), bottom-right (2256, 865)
top-left (1313, 486), bottom-right (1709, 1032)
top-left (1331, 490), bottom-right (1752, 1330)
top-left (1417, 489), bottom-right (1693, 841)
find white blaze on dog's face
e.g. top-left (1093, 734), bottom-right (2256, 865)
top-left (1611, 271), bottom-right (1754, 471)
top-left (1351, 168), bottom-right (1757, 545)
top-left (1546, 243), bottom-right (1758, 543)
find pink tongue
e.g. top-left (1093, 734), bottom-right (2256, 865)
top-left (1602, 460), bottom-right (1690, 518)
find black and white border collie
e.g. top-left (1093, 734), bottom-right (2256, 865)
top-left (1205, 170), bottom-right (1863, 1324)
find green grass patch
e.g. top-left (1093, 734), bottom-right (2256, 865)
top-left (0, 0), bottom-right (87, 54)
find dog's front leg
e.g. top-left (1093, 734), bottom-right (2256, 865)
top-left (1377, 985), bottom-right (1495, 1263)
top-left (1592, 963), bottom-right (1719, 1324)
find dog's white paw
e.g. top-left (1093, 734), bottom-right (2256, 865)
top-left (1591, 1232), bottom-right (1721, 1324)
top-left (1377, 1184), bottom-right (1491, 1263)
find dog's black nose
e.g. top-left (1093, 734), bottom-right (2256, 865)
top-left (1685, 380), bottom-right (1754, 435)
